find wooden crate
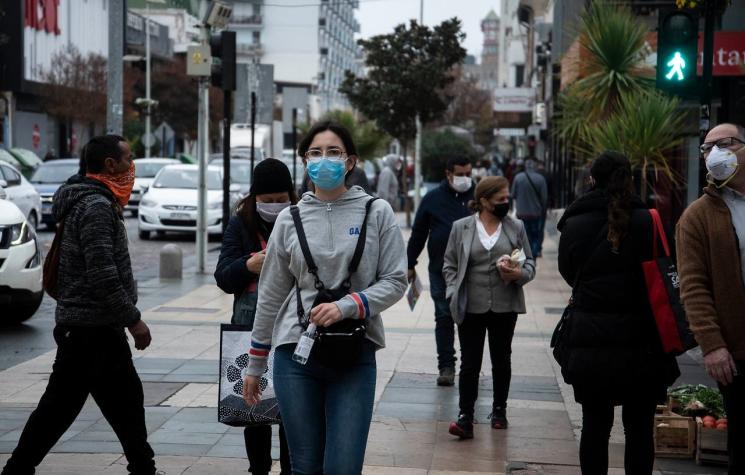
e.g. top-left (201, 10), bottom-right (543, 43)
top-left (654, 413), bottom-right (696, 458)
top-left (696, 418), bottom-right (728, 466)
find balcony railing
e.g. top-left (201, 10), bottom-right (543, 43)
top-left (237, 43), bottom-right (264, 55)
top-left (231, 14), bottom-right (262, 25)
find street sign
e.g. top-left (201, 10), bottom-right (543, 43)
top-left (656, 9), bottom-right (698, 94)
top-left (154, 122), bottom-right (174, 142)
top-left (187, 45), bottom-right (211, 77)
top-left (141, 133), bottom-right (156, 148)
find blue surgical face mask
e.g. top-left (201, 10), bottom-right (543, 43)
top-left (307, 158), bottom-right (346, 190)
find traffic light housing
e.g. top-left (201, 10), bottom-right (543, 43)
top-left (210, 30), bottom-right (236, 91)
top-left (656, 9), bottom-right (699, 94)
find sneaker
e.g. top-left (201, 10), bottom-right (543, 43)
top-left (489, 406), bottom-right (508, 429)
top-left (436, 366), bottom-right (455, 386)
top-left (448, 414), bottom-right (474, 439)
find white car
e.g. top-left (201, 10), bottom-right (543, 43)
top-left (137, 164), bottom-right (239, 239)
top-left (0, 162), bottom-right (42, 231)
top-left (0, 199), bottom-right (44, 323)
top-left (128, 158), bottom-right (180, 216)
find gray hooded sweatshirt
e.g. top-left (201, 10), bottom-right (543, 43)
top-left (246, 186), bottom-right (407, 376)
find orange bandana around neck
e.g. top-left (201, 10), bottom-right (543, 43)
top-left (87, 161), bottom-right (135, 208)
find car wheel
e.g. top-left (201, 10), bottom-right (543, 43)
top-left (27, 211), bottom-right (38, 231)
top-left (139, 230), bottom-right (150, 240)
top-left (2, 292), bottom-right (43, 325)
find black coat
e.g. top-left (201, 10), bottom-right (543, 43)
top-left (557, 190), bottom-right (680, 404)
top-left (214, 215), bottom-right (270, 298)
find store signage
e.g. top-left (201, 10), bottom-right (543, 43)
top-left (493, 88), bottom-right (534, 113)
top-left (697, 32), bottom-right (745, 76)
top-left (25, 0), bottom-right (61, 35)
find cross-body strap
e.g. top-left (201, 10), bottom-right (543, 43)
top-left (523, 171), bottom-right (546, 210)
top-left (290, 205), bottom-right (323, 290)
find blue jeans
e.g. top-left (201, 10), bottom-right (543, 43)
top-left (521, 217), bottom-right (543, 258)
top-left (272, 343), bottom-right (377, 475)
top-left (429, 269), bottom-right (456, 370)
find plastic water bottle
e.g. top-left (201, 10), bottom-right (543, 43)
top-left (292, 323), bottom-right (317, 365)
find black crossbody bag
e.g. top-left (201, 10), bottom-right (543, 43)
top-left (290, 198), bottom-right (378, 368)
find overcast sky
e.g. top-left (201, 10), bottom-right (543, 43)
top-left (357, 0), bottom-right (501, 61)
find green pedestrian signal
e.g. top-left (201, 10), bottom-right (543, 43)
top-left (656, 9), bottom-right (698, 94)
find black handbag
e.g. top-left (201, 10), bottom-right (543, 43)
top-left (289, 198), bottom-right (378, 368)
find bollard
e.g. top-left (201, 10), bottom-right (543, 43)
top-left (160, 244), bottom-right (183, 279)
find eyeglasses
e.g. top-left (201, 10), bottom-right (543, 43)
top-left (700, 137), bottom-right (745, 154)
top-left (304, 148), bottom-right (347, 160)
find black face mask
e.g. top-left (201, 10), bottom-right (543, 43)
top-left (489, 202), bottom-right (510, 219)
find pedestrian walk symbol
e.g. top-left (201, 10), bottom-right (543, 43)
top-left (665, 51), bottom-right (687, 81)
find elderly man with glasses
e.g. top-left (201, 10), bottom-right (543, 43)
top-left (677, 122), bottom-right (745, 475)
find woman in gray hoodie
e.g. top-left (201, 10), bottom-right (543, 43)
top-left (242, 121), bottom-right (407, 475)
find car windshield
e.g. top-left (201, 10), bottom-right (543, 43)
top-left (136, 162), bottom-right (173, 178)
top-left (211, 160), bottom-right (252, 184)
top-left (30, 163), bottom-right (79, 183)
top-left (152, 169), bottom-right (222, 190)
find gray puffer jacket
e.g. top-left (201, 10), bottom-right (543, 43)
top-left (52, 175), bottom-right (140, 327)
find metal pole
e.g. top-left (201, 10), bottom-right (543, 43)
top-left (413, 0), bottom-right (423, 212)
top-left (698, 4), bottom-right (715, 194)
top-left (196, 25), bottom-right (210, 274)
top-left (106, 0), bottom-right (124, 135)
top-left (222, 90), bottom-right (232, 234)
top-left (292, 108), bottom-right (298, 185)
top-left (145, 3), bottom-right (152, 157)
top-left (250, 91), bottom-right (256, 175)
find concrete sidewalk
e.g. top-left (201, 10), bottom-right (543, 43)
top-left (0, 227), bottom-right (726, 474)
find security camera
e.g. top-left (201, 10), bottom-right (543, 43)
top-left (203, 1), bottom-right (232, 29)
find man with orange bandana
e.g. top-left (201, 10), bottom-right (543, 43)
top-left (2, 135), bottom-right (158, 475)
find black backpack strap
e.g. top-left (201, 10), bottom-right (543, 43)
top-left (290, 205), bottom-right (324, 290)
top-left (347, 198), bottom-right (378, 275)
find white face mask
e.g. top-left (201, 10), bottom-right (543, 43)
top-left (450, 176), bottom-right (472, 193)
top-left (706, 145), bottom-right (741, 186)
top-left (256, 202), bottom-right (290, 223)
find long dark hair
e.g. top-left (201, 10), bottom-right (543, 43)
top-left (235, 190), bottom-right (299, 242)
top-left (591, 151), bottom-right (633, 252)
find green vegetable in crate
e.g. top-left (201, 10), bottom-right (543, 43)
top-left (668, 384), bottom-right (726, 419)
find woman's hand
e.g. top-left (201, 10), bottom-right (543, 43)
top-left (310, 303), bottom-right (343, 327)
top-left (242, 375), bottom-right (262, 405)
top-left (497, 261), bottom-right (523, 282)
top-left (246, 250), bottom-right (266, 274)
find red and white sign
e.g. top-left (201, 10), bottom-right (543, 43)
top-left (698, 32), bottom-right (745, 76)
top-left (32, 124), bottom-right (41, 150)
top-left (25, 0), bottom-right (61, 35)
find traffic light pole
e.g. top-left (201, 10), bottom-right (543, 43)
top-left (292, 108), bottom-right (298, 186)
top-left (698, 4), bottom-right (716, 192)
top-left (250, 92), bottom-right (256, 175)
top-left (196, 25), bottom-right (210, 275)
top-left (222, 90), bottom-right (232, 234)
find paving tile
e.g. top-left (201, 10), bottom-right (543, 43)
top-left (148, 429), bottom-right (223, 445)
top-left (149, 442), bottom-right (213, 457)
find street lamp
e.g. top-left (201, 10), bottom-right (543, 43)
top-left (142, 0), bottom-right (165, 157)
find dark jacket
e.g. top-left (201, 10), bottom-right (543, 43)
top-left (557, 190), bottom-right (679, 404)
top-left (407, 179), bottom-right (473, 272)
top-left (52, 175), bottom-right (140, 327)
top-left (214, 215), bottom-right (269, 298)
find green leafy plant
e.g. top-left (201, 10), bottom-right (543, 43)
top-left (669, 384), bottom-right (726, 419)
top-left (421, 129), bottom-right (477, 182)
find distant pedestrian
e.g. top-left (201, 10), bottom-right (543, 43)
top-left (407, 156), bottom-right (474, 386)
top-left (376, 154), bottom-right (401, 209)
top-left (677, 123), bottom-right (745, 475)
top-left (214, 158), bottom-right (295, 475)
top-left (2, 135), bottom-right (157, 475)
top-left (511, 158), bottom-right (548, 258)
top-left (557, 151), bottom-right (680, 475)
top-left (472, 159), bottom-right (489, 183)
top-left (443, 176), bottom-right (535, 439)
top-left (43, 149), bottom-right (57, 161)
top-left (242, 121), bottom-right (407, 475)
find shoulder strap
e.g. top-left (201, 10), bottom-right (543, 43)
top-left (289, 205), bottom-right (324, 290)
top-left (524, 171), bottom-right (546, 209)
top-left (648, 209), bottom-right (670, 258)
top-left (347, 198), bottom-right (379, 276)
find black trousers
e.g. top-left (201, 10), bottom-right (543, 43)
top-left (1, 325), bottom-right (156, 475)
top-left (579, 399), bottom-right (657, 475)
top-left (244, 423), bottom-right (291, 475)
top-left (457, 312), bottom-right (518, 418)
top-left (720, 360), bottom-right (744, 475)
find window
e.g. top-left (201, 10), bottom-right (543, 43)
top-left (0, 165), bottom-right (22, 187)
top-left (253, 31), bottom-right (260, 44)
top-left (515, 64), bottom-right (525, 87)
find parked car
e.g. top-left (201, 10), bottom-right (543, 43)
top-left (29, 158), bottom-right (79, 228)
top-left (128, 158), bottom-right (180, 216)
top-left (8, 148), bottom-right (43, 178)
top-left (0, 199), bottom-right (44, 324)
top-left (137, 164), bottom-right (239, 239)
top-left (0, 162), bottom-right (42, 231)
top-left (209, 158), bottom-right (252, 196)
